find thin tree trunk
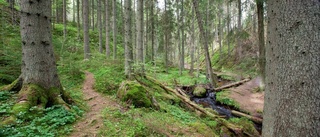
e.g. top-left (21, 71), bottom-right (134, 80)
top-left (83, 0), bottom-right (90, 59)
top-left (105, 0), bottom-right (110, 57)
top-left (189, 5), bottom-right (195, 74)
top-left (237, 0), bottom-right (242, 59)
top-left (98, 0), bottom-right (103, 53)
top-left (181, 0), bottom-right (185, 72)
top-left (136, 0), bottom-right (144, 74)
top-left (63, 0), bottom-right (67, 42)
top-left (257, 0), bottom-right (265, 89)
top-left (227, 1), bottom-right (230, 56)
top-left (192, 0), bottom-right (218, 87)
top-left (92, 0), bottom-right (95, 30)
top-left (73, 0), bottom-right (76, 23)
top-left (77, 0), bottom-right (81, 40)
top-left (150, 0), bottom-right (155, 63)
top-left (124, 0), bottom-right (132, 78)
top-left (113, 0), bottom-right (117, 59)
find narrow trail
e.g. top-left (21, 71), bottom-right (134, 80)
top-left (70, 72), bottom-right (120, 137)
top-left (227, 77), bottom-right (264, 117)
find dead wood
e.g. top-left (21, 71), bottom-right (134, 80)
top-left (231, 110), bottom-right (263, 124)
top-left (145, 75), bottom-right (243, 134)
top-left (214, 78), bottom-right (250, 91)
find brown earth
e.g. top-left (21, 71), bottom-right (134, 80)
top-left (69, 72), bottom-right (121, 137)
top-left (227, 77), bottom-right (264, 118)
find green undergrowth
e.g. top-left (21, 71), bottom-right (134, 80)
top-left (216, 90), bottom-right (240, 109)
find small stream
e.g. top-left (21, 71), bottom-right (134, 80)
top-left (190, 89), bottom-right (233, 118)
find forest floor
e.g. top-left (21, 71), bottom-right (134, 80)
top-left (227, 77), bottom-right (264, 118)
top-left (70, 72), bottom-right (121, 137)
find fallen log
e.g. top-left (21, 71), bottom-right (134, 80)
top-left (145, 75), bottom-right (243, 134)
top-left (214, 78), bottom-right (251, 91)
top-left (231, 110), bottom-right (263, 124)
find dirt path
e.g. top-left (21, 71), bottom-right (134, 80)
top-left (227, 77), bottom-right (264, 118)
top-left (70, 72), bottom-right (120, 137)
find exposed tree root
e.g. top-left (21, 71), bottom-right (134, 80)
top-left (1, 79), bottom-right (73, 125)
top-left (0, 76), bottom-right (22, 92)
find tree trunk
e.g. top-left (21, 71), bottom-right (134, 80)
top-left (124, 0), bottom-right (133, 78)
top-left (7, 0), bottom-right (72, 115)
top-left (164, 0), bottom-right (168, 73)
top-left (83, 0), bottom-right (90, 59)
top-left (263, 1), bottom-right (320, 136)
top-left (112, 0), bottom-right (117, 59)
top-left (91, 0), bottom-right (95, 31)
top-left (63, 0), bottom-right (67, 42)
top-left (150, 0), bottom-right (155, 63)
top-left (77, 0), bottom-right (81, 40)
top-left (73, 0), bottom-right (76, 23)
top-left (192, 0), bottom-right (218, 87)
top-left (136, 0), bottom-right (144, 75)
top-left (236, 0), bottom-right (242, 60)
top-left (227, 1), bottom-right (230, 56)
top-left (98, 0), bottom-right (103, 53)
top-left (256, 0), bottom-right (265, 89)
top-left (181, 0), bottom-right (185, 73)
top-left (189, 6), bottom-right (195, 74)
top-left (105, 0), bottom-right (110, 57)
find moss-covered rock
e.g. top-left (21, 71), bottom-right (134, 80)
top-left (192, 86), bottom-right (207, 97)
top-left (117, 81), bottom-right (152, 108)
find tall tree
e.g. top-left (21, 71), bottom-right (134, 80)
top-left (83, 0), bottom-right (90, 59)
top-left (256, 0), bottom-right (265, 89)
top-left (150, 0), bottom-right (155, 63)
top-left (180, 0), bottom-right (185, 73)
top-left (98, 0), bottom-right (103, 53)
top-left (112, 0), bottom-right (117, 59)
top-left (63, 0), bottom-right (67, 41)
top-left (236, 0), bottom-right (242, 59)
top-left (136, 0), bottom-right (144, 74)
top-left (189, 5), bottom-right (195, 74)
top-left (3, 0), bottom-right (72, 114)
top-left (124, 0), bottom-right (133, 78)
top-left (105, 0), bottom-right (110, 57)
top-left (77, 0), bottom-right (81, 39)
top-left (192, 0), bottom-right (218, 87)
top-left (91, 0), bottom-right (95, 30)
top-left (263, 1), bottom-right (320, 136)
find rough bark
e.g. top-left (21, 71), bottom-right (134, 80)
top-left (98, 0), bottom-right (103, 53)
top-left (5, 0), bottom-right (72, 117)
top-left (192, 0), bottom-right (218, 87)
top-left (189, 6), bottom-right (195, 74)
top-left (83, 0), bottom-right (90, 59)
top-left (263, 1), bottom-right (320, 136)
top-left (112, 0), bottom-right (117, 59)
top-left (136, 0), bottom-right (144, 75)
top-left (105, 0), bottom-right (110, 57)
top-left (124, 0), bottom-right (133, 78)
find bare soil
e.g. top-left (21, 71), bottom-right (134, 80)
top-left (227, 77), bottom-right (264, 117)
top-left (69, 72), bottom-right (120, 137)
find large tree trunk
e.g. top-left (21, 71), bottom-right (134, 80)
top-left (105, 0), bottom-right (110, 57)
top-left (192, 0), bottom-right (218, 87)
top-left (256, 0), bottom-right (265, 89)
top-left (98, 0), bottom-right (103, 53)
top-left (83, 0), bottom-right (90, 59)
top-left (124, 0), bottom-right (133, 78)
top-left (136, 0), bottom-right (144, 75)
top-left (112, 0), bottom-right (117, 59)
top-left (262, 1), bottom-right (320, 136)
top-left (5, 0), bottom-right (72, 116)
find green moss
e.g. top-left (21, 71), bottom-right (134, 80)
top-left (193, 86), bottom-right (206, 97)
top-left (117, 81), bottom-right (152, 108)
top-left (228, 117), bottom-right (259, 136)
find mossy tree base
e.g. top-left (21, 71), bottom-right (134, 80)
top-left (1, 78), bottom-right (73, 125)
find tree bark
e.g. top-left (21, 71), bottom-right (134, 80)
top-left (136, 0), bottom-right (144, 75)
top-left (256, 0), bottom-right (265, 89)
top-left (105, 0), bottom-right (110, 57)
top-left (98, 0), bottom-right (103, 53)
top-left (112, 0), bottom-right (117, 59)
top-left (192, 0), bottom-right (218, 87)
top-left (91, 0), bottom-right (95, 31)
top-left (189, 6), bottom-right (195, 74)
top-left (236, 0), bottom-right (242, 59)
top-left (124, 0), bottom-right (133, 78)
top-left (263, 1), bottom-right (320, 136)
top-left (83, 0), bottom-right (90, 59)
top-left (9, 0), bottom-right (72, 115)
top-left (77, 0), bottom-right (81, 40)
top-left (63, 0), bottom-right (67, 42)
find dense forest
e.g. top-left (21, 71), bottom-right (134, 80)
top-left (0, 0), bottom-right (319, 136)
